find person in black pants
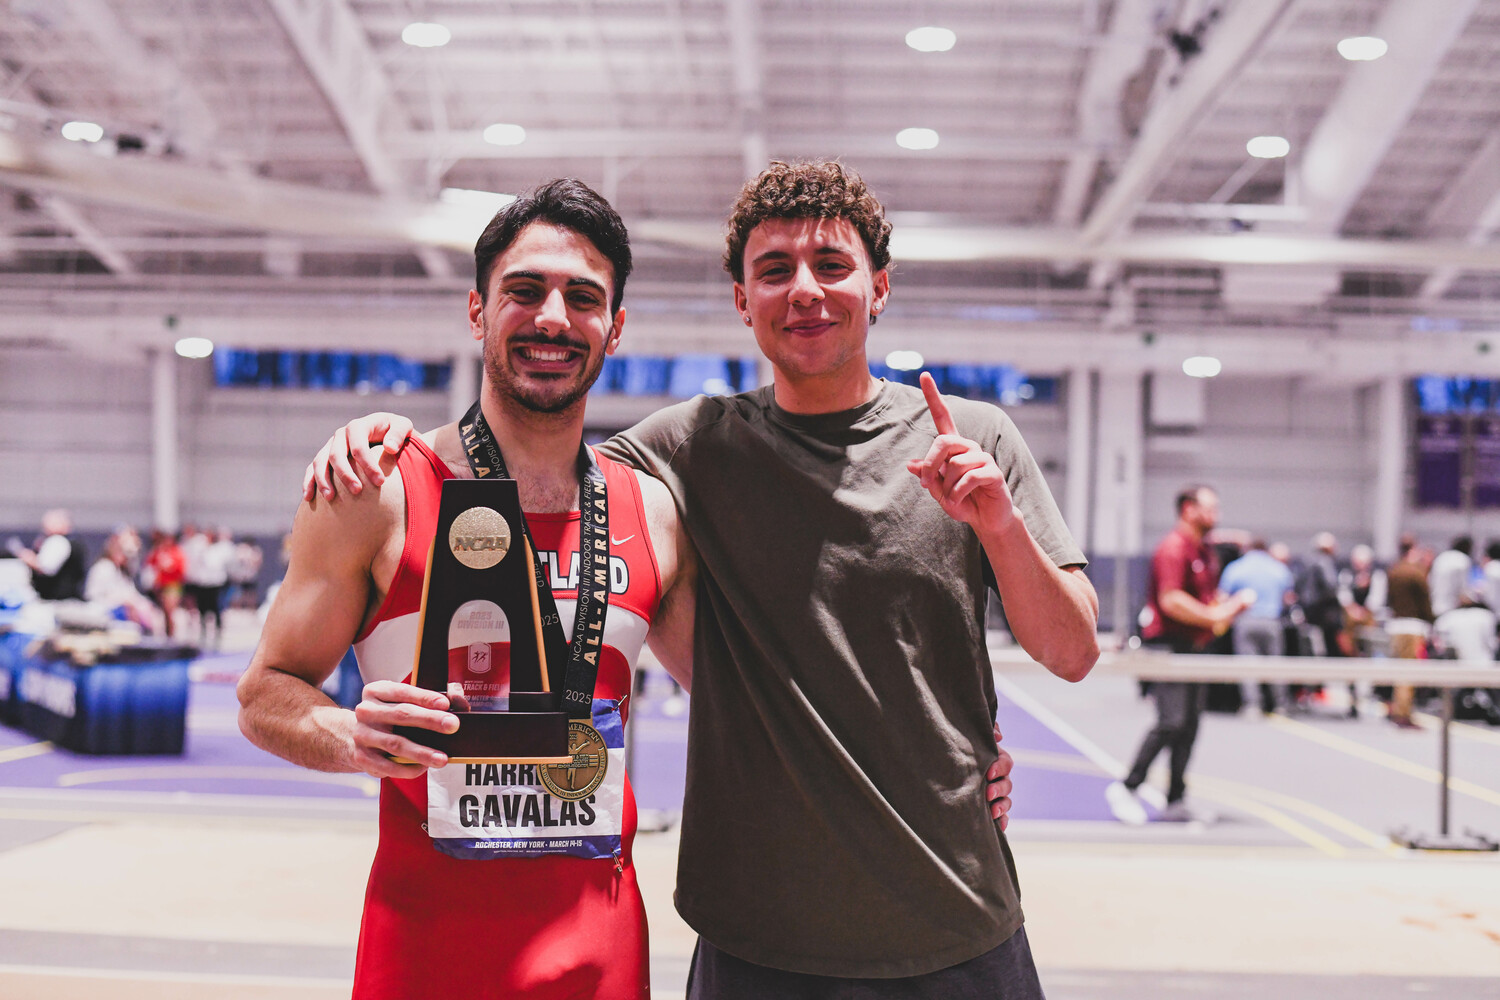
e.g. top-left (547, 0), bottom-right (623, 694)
top-left (1107, 486), bottom-right (1251, 824)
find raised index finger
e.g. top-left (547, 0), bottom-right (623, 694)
top-left (919, 372), bottom-right (957, 436)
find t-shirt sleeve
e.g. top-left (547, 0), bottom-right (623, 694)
top-left (594, 399), bottom-right (711, 508)
top-left (37, 535), bottom-right (72, 576)
top-left (987, 409), bottom-right (1087, 569)
top-left (1153, 539), bottom-right (1189, 595)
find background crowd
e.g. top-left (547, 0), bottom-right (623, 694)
top-left (1209, 530), bottom-right (1500, 727)
top-left (4, 509), bottom-right (265, 649)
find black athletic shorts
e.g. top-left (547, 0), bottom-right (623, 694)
top-left (684, 926), bottom-right (1046, 1000)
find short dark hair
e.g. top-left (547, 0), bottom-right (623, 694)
top-left (723, 160), bottom-right (893, 283)
top-left (1175, 485), bottom-right (1212, 514)
top-left (1452, 535), bottom-right (1474, 556)
top-left (474, 178), bottom-right (632, 314)
top-left (1487, 541), bottom-right (1500, 562)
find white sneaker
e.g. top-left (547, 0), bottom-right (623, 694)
top-left (1105, 781), bottom-right (1148, 826)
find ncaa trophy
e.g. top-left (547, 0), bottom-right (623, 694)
top-left (394, 478), bottom-right (571, 763)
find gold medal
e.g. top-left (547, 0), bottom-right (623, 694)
top-left (539, 720), bottom-right (608, 800)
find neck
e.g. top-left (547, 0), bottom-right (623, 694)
top-left (771, 364), bottom-right (881, 416)
top-left (471, 388), bottom-right (586, 513)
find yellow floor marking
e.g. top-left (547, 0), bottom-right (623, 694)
top-left (57, 766), bottom-right (379, 797)
top-left (1187, 773), bottom-right (1399, 855)
top-left (1268, 714), bottom-right (1500, 808)
top-left (1412, 712), bottom-right (1500, 749)
top-left (1007, 748), bottom-right (1349, 857)
top-left (0, 742), bottom-right (54, 765)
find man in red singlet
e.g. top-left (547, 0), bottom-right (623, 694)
top-left (237, 180), bottom-right (697, 999)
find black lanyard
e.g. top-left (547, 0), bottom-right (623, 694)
top-left (457, 401), bottom-right (608, 718)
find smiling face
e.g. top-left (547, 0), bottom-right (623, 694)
top-left (468, 222), bottom-right (624, 416)
top-left (733, 216), bottom-right (890, 400)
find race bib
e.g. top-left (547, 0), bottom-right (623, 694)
top-left (426, 698), bottom-right (625, 861)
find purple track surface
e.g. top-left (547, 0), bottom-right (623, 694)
top-left (0, 652), bottom-right (1115, 822)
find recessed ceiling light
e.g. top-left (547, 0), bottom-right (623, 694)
top-left (439, 187), bottom-right (519, 214)
top-left (1246, 135), bottom-right (1290, 159)
top-left (896, 128), bottom-right (940, 151)
top-left (885, 350), bottom-right (925, 371)
top-left (905, 26), bottom-right (956, 52)
top-left (1337, 35), bottom-right (1387, 61)
top-left (401, 22), bottom-right (451, 47)
top-left (1182, 356), bottom-right (1222, 378)
top-left (175, 336), bottom-right (214, 359)
top-left (60, 120), bottom-right (103, 142)
top-left (483, 123), bottom-right (527, 147)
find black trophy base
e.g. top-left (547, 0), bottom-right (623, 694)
top-left (394, 710), bottom-right (571, 764)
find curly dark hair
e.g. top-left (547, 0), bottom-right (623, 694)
top-left (722, 160), bottom-right (893, 282)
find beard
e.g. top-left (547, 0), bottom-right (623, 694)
top-left (483, 330), bottom-right (609, 414)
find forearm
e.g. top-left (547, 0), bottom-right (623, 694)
top-left (979, 515), bottom-right (1099, 681)
top-left (1158, 590), bottom-right (1234, 630)
top-left (237, 668), bottom-right (360, 773)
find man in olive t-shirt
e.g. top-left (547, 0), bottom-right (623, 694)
top-left (312, 162), bottom-right (1101, 997)
top-left (598, 162), bottom-right (1099, 996)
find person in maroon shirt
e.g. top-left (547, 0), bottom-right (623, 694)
top-left (1107, 486), bottom-right (1251, 824)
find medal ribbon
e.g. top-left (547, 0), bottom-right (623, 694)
top-left (458, 401), bottom-right (608, 718)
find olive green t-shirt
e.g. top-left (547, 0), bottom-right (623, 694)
top-left (599, 380), bottom-right (1085, 977)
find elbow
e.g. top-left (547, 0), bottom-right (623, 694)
top-left (235, 670), bottom-right (264, 743)
top-left (1047, 636), bottom-right (1100, 683)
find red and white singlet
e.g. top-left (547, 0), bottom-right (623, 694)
top-left (349, 436), bottom-right (661, 1000)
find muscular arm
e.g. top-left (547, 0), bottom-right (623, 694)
top-left (237, 457), bottom-right (456, 778)
top-left (636, 471), bottom-right (696, 690)
top-left (981, 523), bottom-right (1099, 681)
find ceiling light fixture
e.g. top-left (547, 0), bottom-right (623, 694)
top-left (905, 26), bottom-right (956, 52)
top-left (885, 350), bottom-right (925, 371)
top-left (482, 123), bottom-right (527, 146)
top-left (1246, 135), bottom-right (1290, 159)
top-left (1337, 36), bottom-right (1388, 61)
top-left (1182, 356), bottom-right (1222, 378)
top-left (175, 336), bottom-right (214, 359)
top-left (401, 22), bottom-right (451, 47)
top-left (439, 187), bottom-right (519, 214)
top-left (60, 120), bottom-right (103, 143)
top-left (896, 128), bottom-right (939, 150)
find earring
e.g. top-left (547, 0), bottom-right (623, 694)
top-left (743, 315), bottom-right (752, 325)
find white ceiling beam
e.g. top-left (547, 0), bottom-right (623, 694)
top-left (1078, 0), bottom-right (1296, 246)
top-left (14, 131), bottom-right (1500, 275)
top-left (352, 129), bottom-right (1104, 162)
top-left (262, 0), bottom-right (450, 279)
top-left (7, 298), bottom-right (1500, 385)
top-left (35, 195), bottom-right (137, 276)
top-left (1053, 0), bottom-right (1165, 227)
top-left (263, 0), bottom-right (400, 192)
top-left (725, 0), bottom-right (767, 178)
top-left (55, 0), bottom-right (221, 157)
top-left (0, 60), bottom-right (137, 277)
top-left (1418, 131), bottom-right (1500, 301)
top-left (1297, 0), bottom-right (1480, 236)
